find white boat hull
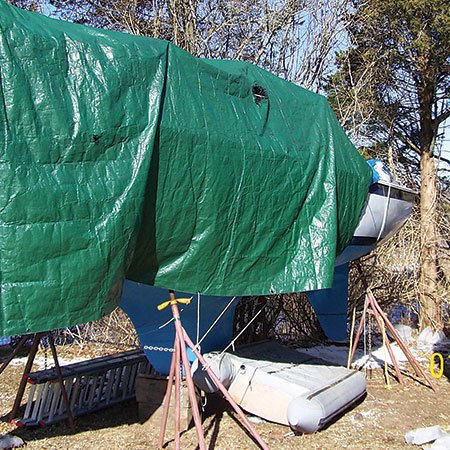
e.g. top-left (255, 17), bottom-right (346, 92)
top-left (335, 181), bottom-right (416, 266)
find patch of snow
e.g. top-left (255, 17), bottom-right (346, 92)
top-left (417, 327), bottom-right (449, 349)
top-left (297, 345), bottom-right (350, 366)
top-left (428, 434), bottom-right (450, 450)
top-left (392, 324), bottom-right (414, 344)
top-left (247, 415), bottom-right (265, 424)
top-left (296, 343), bottom-right (422, 370)
top-left (359, 410), bottom-right (376, 419)
top-left (0, 435), bottom-right (24, 449)
top-left (9, 355), bottom-right (90, 370)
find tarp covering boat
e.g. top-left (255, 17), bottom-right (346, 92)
top-left (0, 1), bottom-right (371, 337)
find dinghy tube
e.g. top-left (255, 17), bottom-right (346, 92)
top-left (191, 354), bottom-right (235, 393)
top-left (192, 346), bottom-right (367, 434)
top-left (287, 371), bottom-right (366, 433)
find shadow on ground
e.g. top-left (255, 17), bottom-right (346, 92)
top-left (7, 399), bottom-right (139, 444)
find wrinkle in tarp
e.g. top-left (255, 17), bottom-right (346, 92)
top-left (0, 1), bottom-right (372, 337)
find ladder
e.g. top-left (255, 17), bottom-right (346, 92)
top-left (15, 349), bottom-right (151, 427)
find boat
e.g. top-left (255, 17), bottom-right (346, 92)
top-left (191, 341), bottom-right (367, 434)
top-left (120, 164), bottom-right (416, 432)
top-left (0, 2), bottom-right (415, 434)
top-left (121, 160), bottom-right (417, 352)
top-left (1, 1), bottom-right (374, 340)
top-left (335, 176), bottom-right (417, 266)
top-left (309, 164), bottom-right (417, 341)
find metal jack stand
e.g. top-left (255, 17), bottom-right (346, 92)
top-left (348, 265), bottom-right (435, 391)
top-left (0, 332), bottom-right (75, 428)
top-left (157, 291), bottom-right (270, 450)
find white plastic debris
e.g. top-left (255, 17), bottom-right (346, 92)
top-left (0, 435), bottom-right (24, 449)
top-left (405, 426), bottom-right (446, 445)
top-left (428, 434), bottom-right (450, 450)
top-left (417, 327), bottom-right (448, 347)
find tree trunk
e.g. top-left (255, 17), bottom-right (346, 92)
top-left (168, 0), bottom-right (197, 54)
top-left (182, 0), bottom-right (197, 55)
top-left (418, 151), bottom-right (442, 331)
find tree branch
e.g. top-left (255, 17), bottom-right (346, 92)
top-left (436, 154), bottom-right (450, 165)
top-left (434, 109), bottom-right (450, 127)
top-left (391, 128), bottom-right (422, 155)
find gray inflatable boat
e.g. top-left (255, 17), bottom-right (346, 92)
top-left (192, 341), bottom-right (366, 433)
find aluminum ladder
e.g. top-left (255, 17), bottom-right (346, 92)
top-left (16, 349), bottom-right (151, 427)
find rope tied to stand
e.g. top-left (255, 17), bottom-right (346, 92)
top-left (157, 297), bottom-right (192, 311)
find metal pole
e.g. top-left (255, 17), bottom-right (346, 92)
top-left (369, 291), bottom-right (436, 391)
top-left (354, 263), bottom-right (435, 390)
top-left (174, 337), bottom-right (181, 450)
top-left (348, 295), bottom-right (369, 365)
top-left (182, 329), bottom-right (270, 450)
top-left (48, 335), bottom-right (75, 429)
top-left (0, 335), bottom-right (30, 377)
top-left (9, 333), bottom-right (43, 420)
top-left (158, 335), bottom-right (178, 449)
top-left (370, 303), bottom-right (404, 384)
top-left (171, 301), bottom-right (206, 450)
top-left (347, 308), bottom-right (357, 369)
top-left (157, 291), bottom-right (270, 450)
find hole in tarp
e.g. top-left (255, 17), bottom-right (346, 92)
top-left (252, 85), bottom-right (268, 105)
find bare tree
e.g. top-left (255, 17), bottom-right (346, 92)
top-left (291, 0), bottom-right (350, 91)
top-left (46, 0), bottom-right (350, 88)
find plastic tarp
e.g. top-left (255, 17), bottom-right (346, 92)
top-left (0, 1), bottom-right (372, 337)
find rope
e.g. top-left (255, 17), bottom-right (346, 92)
top-left (196, 292), bottom-right (201, 346)
top-left (158, 308), bottom-right (185, 330)
top-left (194, 297), bottom-right (237, 349)
top-left (202, 300), bottom-right (268, 371)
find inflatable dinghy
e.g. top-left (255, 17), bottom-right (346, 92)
top-left (192, 341), bottom-right (366, 433)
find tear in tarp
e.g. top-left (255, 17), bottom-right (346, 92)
top-left (0, 1), bottom-right (371, 337)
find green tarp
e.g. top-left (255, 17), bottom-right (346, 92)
top-left (0, 1), bottom-right (372, 337)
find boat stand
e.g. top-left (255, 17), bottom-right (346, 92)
top-left (157, 291), bottom-right (270, 450)
top-left (0, 332), bottom-right (76, 428)
top-left (348, 281), bottom-right (435, 391)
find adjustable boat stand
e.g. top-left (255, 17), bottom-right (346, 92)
top-left (157, 291), bottom-right (269, 450)
top-left (0, 332), bottom-right (75, 427)
top-left (348, 266), bottom-right (435, 391)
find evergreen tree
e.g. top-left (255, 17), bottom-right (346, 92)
top-left (328, 0), bottom-right (450, 330)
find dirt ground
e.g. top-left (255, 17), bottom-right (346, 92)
top-left (1, 345), bottom-right (449, 450)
